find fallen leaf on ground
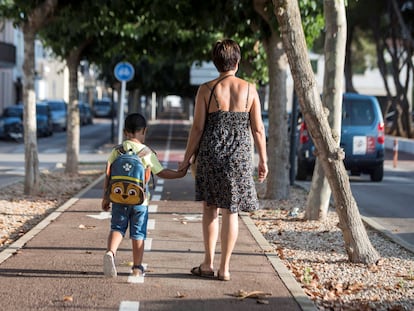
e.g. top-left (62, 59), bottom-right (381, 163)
top-left (175, 291), bottom-right (186, 298)
top-left (63, 295), bottom-right (73, 302)
top-left (232, 289), bottom-right (272, 300)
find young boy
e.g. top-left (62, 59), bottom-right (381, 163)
top-left (101, 112), bottom-right (187, 278)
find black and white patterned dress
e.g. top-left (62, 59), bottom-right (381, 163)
top-left (195, 86), bottom-right (259, 213)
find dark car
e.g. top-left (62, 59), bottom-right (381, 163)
top-left (42, 99), bottom-right (68, 131)
top-left (36, 102), bottom-right (53, 137)
top-left (296, 93), bottom-right (385, 182)
top-left (0, 106), bottom-right (23, 141)
top-left (3, 104), bottom-right (54, 138)
top-left (93, 99), bottom-right (115, 118)
top-left (78, 101), bottom-right (93, 125)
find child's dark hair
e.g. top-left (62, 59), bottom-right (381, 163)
top-left (124, 113), bottom-right (147, 133)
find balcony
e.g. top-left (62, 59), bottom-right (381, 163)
top-left (0, 41), bottom-right (16, 68)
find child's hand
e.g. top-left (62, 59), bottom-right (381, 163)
top-left (102, 198), bottom-right (111, 211)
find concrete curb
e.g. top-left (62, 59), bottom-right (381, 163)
top-left (361, 216), bottom-right (414, 254)
top-left (240, 212), bottom-right (318, 311)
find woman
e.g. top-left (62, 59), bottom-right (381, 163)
top-left (180, 39), bottom-right (268, 281)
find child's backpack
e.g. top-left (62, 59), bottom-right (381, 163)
top-left (108, 145), bottom-right (152, 206)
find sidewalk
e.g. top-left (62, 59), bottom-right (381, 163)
top-left (0, 174), bottom-right (315, 311)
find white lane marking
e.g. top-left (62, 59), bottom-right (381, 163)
top-left (119, 301), bottom-right (139, 311)
top-left (151, 194), bottom-right (161, 201)
top-left (147, 219), bottom-right (155, 230)
top-left (172, 214), bottom-right (203, 222)
top-left (144, 238), bottom-right (152, 251)
top-left (148, 205), bottom-right (158, 213)
top-left (157, 179), bottom-right (164, 185)
top-left (154, 186), bottom-right (163, 192)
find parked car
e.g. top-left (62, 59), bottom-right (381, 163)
top-left (93, 99), bottom-right (115, 118)
top-left (296, 93), bottom-right (385, 182)
top-left (42, 99), bottom-right (67, 131)
top-left (2, 104), bottom-right (54, 138)
top-left (0, 106), bottom-right (23, 141)
top-left (78, 101), bottom-right (93, 125)
top-left (36, 102), bottom-right (54, 137)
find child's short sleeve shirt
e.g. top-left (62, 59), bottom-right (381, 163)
top-left (108, 140), bottom-right (164, 175)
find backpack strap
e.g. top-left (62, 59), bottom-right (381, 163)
top-left (137, 146), bottom-right (152, 157)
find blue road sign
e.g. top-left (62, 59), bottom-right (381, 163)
top-left (114, 62), bottom-right (135, 82)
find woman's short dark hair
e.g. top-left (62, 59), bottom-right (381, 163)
top-left (124, 113), bottom-right (147, 133)
top-left (212, 39), bottom-right (241, 72)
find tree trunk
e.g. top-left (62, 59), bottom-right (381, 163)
top-left (306, 0), bottom-right (347, 221)
top-left (253, 0), bottom-right (290, 200)
top-left (22, 29), bottom-right (40, 195)
top-left (65, 50), bottom-right (81, 174)
top-left (21, 0), bottom-right (58, 194)
top-left (344, 24), bottom-right (356, 93)
top-left (263, 33), bottom-right (290, 200)
top-left (273, 0), bottom-right (380, 264)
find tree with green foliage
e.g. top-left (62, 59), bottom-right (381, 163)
top-left (273, 0), bottom-right (380, 264)
top-left (0, 0), bottom-right (60, 194)
top-left (306, 0), bottom-right (347, 221)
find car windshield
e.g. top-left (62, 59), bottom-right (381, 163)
top-left (95, 101), bottom-right (111, 107)
top-left (36, 105), bottom-right (48, 115)
top-left (3, 107), bottom-right (23, 117)
top-left (342, 99), bottom-right (375, 126)
top-left (47, 101), bottom-right (66, 111)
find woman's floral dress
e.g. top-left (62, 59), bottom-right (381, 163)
top-left (195, 107), bottom-right (259, 213)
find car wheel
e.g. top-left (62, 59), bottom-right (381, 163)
top-left (370, 164), bottom-right (383, 182)
top-left (296, 160), bottom-right (308, 181)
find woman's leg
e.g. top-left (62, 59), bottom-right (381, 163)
top-left (201, 203), bottom-right (219, 271)
top-left (218, 210), bottom-right (239, 277)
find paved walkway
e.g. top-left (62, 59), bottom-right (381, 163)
top-left (0, 173), bottom-right (315, 311)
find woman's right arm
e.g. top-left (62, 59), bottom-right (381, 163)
top-left (249, 83), bottom-right (268, 182)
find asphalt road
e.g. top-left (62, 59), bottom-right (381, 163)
top-left (296, 150), bottom-right (414, 252)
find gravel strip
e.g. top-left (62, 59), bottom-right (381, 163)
top-left (252, 184), bottom-right (414, 311)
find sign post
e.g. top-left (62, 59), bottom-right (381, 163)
top-left (114, 62), bottom-right (135, 144)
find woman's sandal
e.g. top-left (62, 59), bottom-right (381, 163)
top-left (190, 265), bottom-right (215, 278)
top-left (217, 270), bottom-right (231, 281)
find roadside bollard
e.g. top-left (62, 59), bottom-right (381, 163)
top-left (393, 138), bottom-right (398, 168)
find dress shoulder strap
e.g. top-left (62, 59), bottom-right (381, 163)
top-left (207, 74), bottom-right (232, 111)
top-left (245, 82), bottom-right (250, 111)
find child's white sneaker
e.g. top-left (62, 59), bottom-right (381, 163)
top-left (103, 251), bottom-right (117, 277)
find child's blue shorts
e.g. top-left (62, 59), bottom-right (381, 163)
top-left (110, 204), bottom-right (148, 240)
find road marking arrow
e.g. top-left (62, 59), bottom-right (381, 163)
top-left (86, 212), bottom-right (111, 220)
